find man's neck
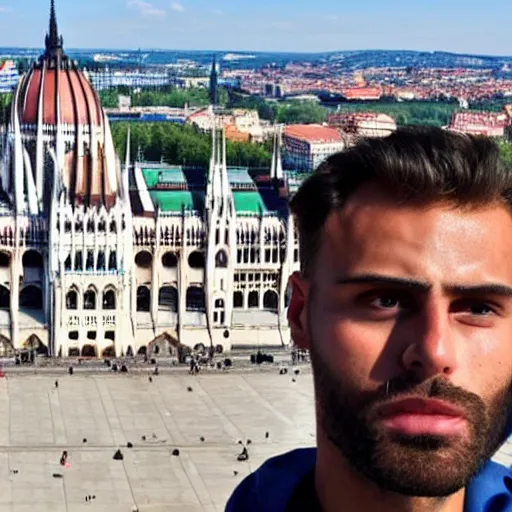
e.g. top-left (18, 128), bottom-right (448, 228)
top-left (315, 438), bottom-right (466, 512)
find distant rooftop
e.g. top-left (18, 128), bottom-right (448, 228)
top-left (284, 124), bottom-right (342, 143)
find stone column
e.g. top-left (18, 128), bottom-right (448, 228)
top-left (10, 250), bottom-right (20, 350)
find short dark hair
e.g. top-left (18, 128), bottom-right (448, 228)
top-left (289, 126), bottom-right (512, 278)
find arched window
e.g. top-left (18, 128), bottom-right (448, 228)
top-left (158, 287), bottom-right (178, 312)
top-left (135, 251), bottom-right (153, 268)
top-left (98, 220), bottom-right (106, 232)
top-left (263, 290), bottom-right (279, 311)
top-left (248, 291), bottom-right (259, 309)
top-left (97, 252), bottom-right (106, 271)
top-left (137, 286), bottom-right (151, 312)
top-left (162, 252), bottom-right (178, 268)
top-left (110, 220), bottom-right (117, 233)
top-left (102, 345), bottom-right (116, 358)
top-left (83, 289), bottom-right (96, 310)
top-left (103, 289), bottom-right (116, 310)
top-left (64, 255), bottom-right (72, 271)
top-left (87, 219), bottom-right (94, 233)
top-left (81, 344), bottom-right (97, 358)
top-left (0, 285), bottom-right (9, 309)
top-left (0, 252), bottom-right (10, 267)
top-left (215, 250), bottom-right (228, 268)
top-left (22, 250), bottom-right (43, 268)
top-left (109, 252), bottom-right (117, 271)
top-left (233, 291), bottom-right (243, 308)
top-left (66, 290), bottom-right (78, 310)
top-left (20, 286), bottom-right (43, 309)
top-left (74, 251), bottom-right (83, 271)
top-left (86, 251), bottom-right (94, 271)
top-left (186, 286), bottom-right (205, 312)
top-left (188, 251), bottom-right (205, 269)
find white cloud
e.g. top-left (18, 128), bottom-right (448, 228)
top-left (170, 2), bottom-right (185, 12)
top-left (127, 0), bottom-right (166, 17)
top-left (0, 6), bottom-right (12, 12)
top-left (211, 8), bottom-right (223, 15)
top-left (326, 14), bottom-right (338, 21)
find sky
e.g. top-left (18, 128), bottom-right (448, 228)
top-left (0, 0), bottom-right (510, 55)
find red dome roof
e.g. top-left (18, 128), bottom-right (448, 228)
top-left (18, 66), bottom-right (103, 127)
top-left (16, 0), bottom-right (102, 128)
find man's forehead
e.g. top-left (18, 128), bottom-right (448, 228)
top-left (318, 191), bottom-right (512, 282)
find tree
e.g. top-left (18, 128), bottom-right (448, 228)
top-left (276, 102), bottom-right (326, 124)
top-left (497, 139), bottom-right (512, 167)
top-left (110, 122), bottom-right (271, 169)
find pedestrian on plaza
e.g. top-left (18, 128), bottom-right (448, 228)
top-left (59, 451), bottom-right (69, 467)
top-left (226, 127), bottom-right (512, 512)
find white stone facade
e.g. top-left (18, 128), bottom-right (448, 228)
top-left (0, 4), bottom-right (301, 359)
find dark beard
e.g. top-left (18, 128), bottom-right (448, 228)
top-left (310, 343), bottom-right (511, 497)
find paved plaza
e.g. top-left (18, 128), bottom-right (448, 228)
top-left (0, 369), bottom-right (316, 512)
top-left (0, 370), bottom-right (508, 512)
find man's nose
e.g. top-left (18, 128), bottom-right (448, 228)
top-left (401, 303), bottom-right (458, 380)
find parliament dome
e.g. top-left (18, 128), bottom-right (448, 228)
top-left (3, 0), bottom-right (119, 213)
top-left (16, 1), bottom-right (102, 128)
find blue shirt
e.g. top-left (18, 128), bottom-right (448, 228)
top-left (226, 442), bottom-right (512, 512)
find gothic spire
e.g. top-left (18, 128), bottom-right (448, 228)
top-left (44, 0), bottom-right (64, 59)
top-left (209, 55), bottom-right (219, 106)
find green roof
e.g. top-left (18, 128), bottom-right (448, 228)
top-left (228, 167), bottom-right (254, 186)
top-left (233, 191), bottom-right (267, 214)
top-left (149, 190), bottom-right (204, 212)
top-left (142, 167), bottom-right (186, 188)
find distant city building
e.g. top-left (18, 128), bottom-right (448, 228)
top-left (188, 108), bottom-right (266, 142)
top-left (283, 124), bottom-right (344, 171)
top-left (341, 87), bottom-right (382, 101)
top-left (118, 95), bottom-right (131, 110)
top-left (0, 60), bottom-right (19, 93)
top-left (264, 83), bottom-right (284, 98)
top-left (447, 111), bottom-right (509, 137)
top-left (86, 68), bottom-right (177, 91)
top-left (328, 112), bottom-right (397, 138)
top-left (105, 106), bottom-right (194, 124)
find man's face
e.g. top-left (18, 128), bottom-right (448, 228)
top-left (290, 183), bottom-right (512, 497)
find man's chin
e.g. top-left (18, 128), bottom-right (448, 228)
top-left (357, 435), bottom-right (482, 497)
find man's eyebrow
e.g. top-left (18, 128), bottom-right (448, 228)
top-left (334, 274), bottom-right (431, 290)
top-left (334, 274), bottom-right (512, 297)
top-left (445, 284), bottom-right (512, 298)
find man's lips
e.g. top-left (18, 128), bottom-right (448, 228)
top-left (375, 398), bottom-right (468, 436)
top-left (378, 398), bottom-right (466, 418)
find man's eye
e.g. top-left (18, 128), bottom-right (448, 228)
top-left (467, 302), bottom-right (495, 316)
top-left (450, 299), bottom-right (498, 317)
top-left (370, 296), bottom-right (401, 309)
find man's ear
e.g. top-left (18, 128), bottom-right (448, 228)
top-left (287, 271), bottom-right (311, 351)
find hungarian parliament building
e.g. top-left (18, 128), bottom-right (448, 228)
top-left (0, 2), bottom-right (303, 359)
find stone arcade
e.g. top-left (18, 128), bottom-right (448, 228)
top-left (0, 1), bottom-right (301, 358)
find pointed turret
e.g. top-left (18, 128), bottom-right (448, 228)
top-left (209, 55), bottom-right (219, 106)
top-left (44, 0), bottom-right (64, 60)
top-left (271, 125), bottom-right (284, 181)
